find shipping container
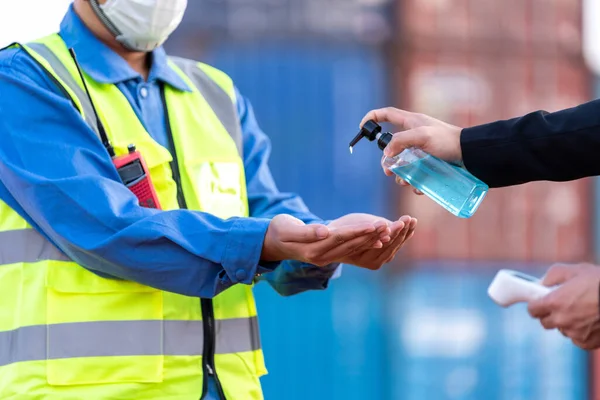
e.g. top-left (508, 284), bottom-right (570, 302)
top-left (390, 48), bottom-right (592, 263)
top-left (170, 0), bottom-right (394, 45)
top-left (386, 263), bottom-right (589, 400)
top-left (253, 267), bottom-right (389, 400)
top-left (397, 0), bottom-right (582, 57)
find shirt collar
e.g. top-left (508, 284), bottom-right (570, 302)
top-left (59, 5), bottom-right (191, 92)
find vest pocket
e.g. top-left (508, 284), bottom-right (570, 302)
top-left (186, 161), bottom-right (246, 218)
top-left (217, 353), bottom-right (264, 400)
top-left (45, 262), bottom-right (164, 386)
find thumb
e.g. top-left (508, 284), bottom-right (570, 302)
top-left (383, 127), bottom-right (430, 158)
top-left (279, 220), bottom-right (330, 243)
top-left (541, 264), bottom-right (580, 287)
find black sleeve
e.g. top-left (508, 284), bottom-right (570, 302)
top-left (460, 99), bottom-right (600, 188)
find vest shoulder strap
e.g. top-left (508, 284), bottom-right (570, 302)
top-left (25, 41), bottom-right (102, 139)
top-left (14, 35), bottom-right (244, 157)
top-left (168, 56), bottom-right (243, 157)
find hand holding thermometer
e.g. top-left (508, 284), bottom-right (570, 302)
top-left (487, 269), bottom-right (555, 307)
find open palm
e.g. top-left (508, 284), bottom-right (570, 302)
top-left (328, 213), bottom-right (417, 270)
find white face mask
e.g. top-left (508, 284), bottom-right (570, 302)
top-left (90, 0), bottom-right (188, 52)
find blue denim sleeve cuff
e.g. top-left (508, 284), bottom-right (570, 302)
top-left (221, 217), bottom-right (273, 285)
top-left (256, 260), bottom-right (342, 296)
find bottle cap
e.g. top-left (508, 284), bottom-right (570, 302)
top-left (349, 120), bottom-right (392, 153)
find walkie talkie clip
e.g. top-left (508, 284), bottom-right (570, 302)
top-left (68, 48), bottom-right (162, 210)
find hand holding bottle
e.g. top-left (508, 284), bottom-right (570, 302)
top-left (353, 111), bottom-right (488, 218)
top-left (360, 107), bottom-right (464, 189)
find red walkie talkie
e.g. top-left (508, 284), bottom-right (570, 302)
top-left (69, 49), bottom-right (162, 210)
top-left (112, 143), bottom-right (161, 209)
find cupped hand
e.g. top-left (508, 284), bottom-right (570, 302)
top-left (261, 214), bottom-right (389, 267)
top-left (329, 213), bottom-right (418, 270)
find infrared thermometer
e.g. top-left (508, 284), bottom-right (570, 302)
top-left (487, 269), bottom-right (554, 307)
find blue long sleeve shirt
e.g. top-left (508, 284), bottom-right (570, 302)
top-left (0, 6), bottom-right (340, 300)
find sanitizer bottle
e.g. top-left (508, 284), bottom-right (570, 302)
top-left (349, 120), bottom-right (488, 218)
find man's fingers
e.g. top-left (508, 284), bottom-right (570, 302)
top-left (527, 296), bottom-right (553, 319)
top-left (562, 326), bottom-right (595, 342)
top-left (383, 128), bottom-right (430, 158)
top-left (361, 107), bottom-right (411, 130)
top-left (316, 224), bottom-right (378, 249)
top-left (366, 218), bottom-right (409, 253)
top-left (572, 333), bottom-right (600, 350)
top-left (390, 217), bottom-right (409, 235)
top-left (280, 222), bottom-right (330, 243)
top-left (374, 220), bottom-right (392, 236)
top-left (372, 220), bottom-right (392, 244)
top-left (540, 316), bottom-right (558, 330)
top-left (357, 225), bottom-right (390, 251)
top-left (571, 338), bottom-right (600, 351)
top-left (542, 264), bottom-right (581, 286)
top-left (387, 217), bottom-right (416, 248)
top-left (395, 176), bottom-right (410, 186)
top-left (320, 230), bottom-right (382, 260)
top-left (401, 219), bottom-right (417, 244)
top-left (394, 176), bottom-right (424, 195)
top-left (409, 217), bottom-right (418, 230)
top-left (384, 168), bottom-right (395, 177)
top-left (382, 155), bottom-right (395, 176)
top-left (326, 221), bottom-right (394, 254)
top-left (373, 219), bottom-right (413, 262)
top-left (379, 218), bottom-right (409, 245)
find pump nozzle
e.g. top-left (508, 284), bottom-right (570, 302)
top-left (349, 120), bottom-right (392, 153)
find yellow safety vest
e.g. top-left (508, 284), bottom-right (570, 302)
top-left (0, 33), bottom-right (266, 400)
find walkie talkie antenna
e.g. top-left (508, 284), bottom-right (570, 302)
top-left (68, 48), bottom-right (115, 157)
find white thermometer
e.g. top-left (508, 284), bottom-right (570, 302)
top-left (488, 269), bottom-right (554, 307)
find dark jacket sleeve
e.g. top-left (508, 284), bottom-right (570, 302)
top-left (460, 99), bottom-right (600, 188)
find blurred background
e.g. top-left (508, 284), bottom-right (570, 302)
top-left (1, 0), bottom-right (599, 399)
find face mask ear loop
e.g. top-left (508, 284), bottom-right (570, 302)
top-left (89, 0), bottom-right (125, 40)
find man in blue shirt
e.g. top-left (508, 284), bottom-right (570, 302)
top-left (0, 1), bottom-right (416, 398)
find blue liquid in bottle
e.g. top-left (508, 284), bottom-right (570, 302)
top-left (384, 148), bottom-right (488, 218)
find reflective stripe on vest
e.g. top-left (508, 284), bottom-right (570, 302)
top-left (26, 43), bottom-right (244, 156)
top-left (27, 42), bottom-right (101, 138)
top-left (0, 317), bottom-right (260, 367)
top-left (169, 56), bottom-right (244, 157)
top-left (0, 229), bottom-right (68, 264)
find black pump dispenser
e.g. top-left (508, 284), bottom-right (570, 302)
top-left (349, 120), bottom-right (393, 153)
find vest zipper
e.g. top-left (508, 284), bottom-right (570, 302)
top-left (160, 86), bottom-right (227, 400)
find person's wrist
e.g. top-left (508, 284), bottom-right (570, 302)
top-left (453, 126), bottom-right (464, 163)
top-left (261, 220), bottom-right (293, 262)
top-left (261, 224), bottom-right (282, 262)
